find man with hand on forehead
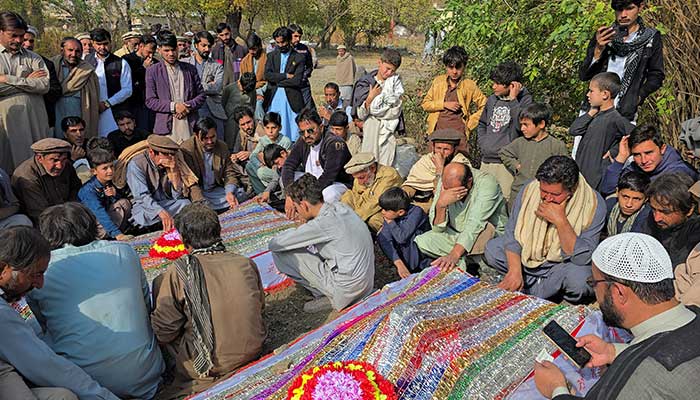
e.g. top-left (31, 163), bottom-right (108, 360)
top-left (126, 135), bottom-right (193, 231)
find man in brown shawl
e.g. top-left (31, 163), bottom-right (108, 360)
top-left (52, 37), bottom-right (100, 139)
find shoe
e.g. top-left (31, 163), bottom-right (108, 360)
top-left (303, 296), bottom-right (332, 313)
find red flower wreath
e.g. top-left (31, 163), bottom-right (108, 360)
top-left (287, 360), bottom-right (397, 400)
top-left (148, 229), bottom-right (188, 260)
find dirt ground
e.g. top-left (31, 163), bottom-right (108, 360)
top-left (260, 50), bottom-right (503, 353)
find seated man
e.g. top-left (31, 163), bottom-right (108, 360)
top-left (29, 203), bottom-right (164, 399)
top-left (11, 139), bottom-right (81, 224)
top-left (269, 174), bottom-right (375, 312)
top-left (403, 129), bottom-right (471, 213)
top-left (317, 82), bottom-right (352, 126)
top-left (60, 116), bottom-right (92, 183)
top-left (600, 124), bottom-right (698, 196)
top-left (329, 111), bottom-right (362, 156)
top-left (107, 111), bottom-right (149, 158)
top-left (416, 162), bottom-right (507, 271)
top-left (151, 203), bottom-right (266, 399)
top-left (181, 117), bottom-right (249, 211)
top-left (340, 152), bottom-right (403, 232)
top-left (484, 155), bottom-right (606, 303)
top-left (0, 226), bottom-right (119, 400)
top-left (604, 170), bottom-right (651, 237)
top-left (125, 135), bottom-right (194, 231)
top-left (78, 149), bottom-right (133, 240)
top-left (0, 168), bottom-right (31, 229)
top-left (281, 108), bottom-right (353, 218)
top-left (640, 172), bottom-right (700, 269)
top-left (229, 105), bottom-right (260, 165)
top-left (534, 233), bottom-right (700, 400)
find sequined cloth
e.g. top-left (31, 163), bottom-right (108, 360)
top-left (126, 201), bottom-right (297, 292)
top-left (189, 268), bottom-right (596, 399)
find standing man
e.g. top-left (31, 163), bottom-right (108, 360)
top-left (0, 12), bottom-right (50, 174)
top-left (123, 34), bottom-right (158, 131)
top-left (22, 26), bottom-right (62, 134)
top-left (85, 28), bottom-right (133, 136)
top-left (211, 23), bottom-right (247, 86)
top-left (335, 44), bottom-right (356, 104)
top-left (240, 33), bottom-right (267, 121)
top-left (51, 37), bottom-right (100, 139)
top-left (145, 31), bottom-right (205, 143)
top-left (176, 36), bottom-right (191, 59)
top-left (579, 0), bottom-right (664, 121)
top-left (264, 26), bottom-right (306, 141)
top-left (76, 32), bottom-right (93, 60)
top-left (288, 24), bottom-right (314, 109)
top-left (114, 31), bottom-right (142, 57)
top-left (183, 31), bottom-right (226, 139)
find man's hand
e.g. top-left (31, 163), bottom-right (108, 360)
top-left (98, 101), bottom-right (109, 113)
top-left (536, 200), bottom-right (568, 226)
top-left (226, 192), bottom-right (239, 209)
top-left (508, 81), bottom-right (523, 100)
top-left (286, 73), bottom-right (294, 79)
top-left (534, 361), bottom-right (568, 399)
top-left (395, 259), bottom-right (412, 279)
top-left (160, 157), bottom-right (177, 170)
top-left (0, 74), bottom-right (7, 84)
top-left (103, 185), bottom-right (117, 197)
top-left (284, 196), bottom-right (297, 220)
top-left (595, 26), bottom-right (615, 50)
top-left (436, 186), bottom-right (468, 208)
top-left (231, 151), bottom-right (250, 162)
top-left (430, 253), bottom-right (461, 272)
top-left (143, 56), bottom-right (153, 67)
top-left (431, 152), bottom-right (447, 176)
top-left (366, 82), bottom-right (382, 105)
top-left (498, 271), bottom-right (524, 291)
top-left (615, 135), bottom-right (630, 163)
top-left (115, 233), bottom-right (134, 241)
top-left (576, 334), bottom-right (616, 368)
top-left (256, 191), bottom-right (271, 204)
top-left (443, 101), bottom-right (461, 112)
top-left (318, 106), bottom-right (331, 121)
top-left (159, 210), bottom-right (175, 232)
top-left (71, 145), bottom-right (86, 161)
top-left (27, 70), bottom-right (48, 79)
top-left (175, 102), bottom-right (189, 115)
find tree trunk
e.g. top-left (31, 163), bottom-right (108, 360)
top-left (125, 0), bottom-right (132, 29)
top-left (226, 7), bottom-right (243, 38)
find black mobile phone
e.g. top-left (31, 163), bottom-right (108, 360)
top-left (614, 25), bottom-right (629, 40)
top-left (542, 320), bottom-right (592, 369)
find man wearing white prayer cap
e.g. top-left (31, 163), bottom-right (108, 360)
top-left (534, 232), bottom-right (700, 400)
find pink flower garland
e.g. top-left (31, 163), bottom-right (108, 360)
top-left (287, 361), bottom-right (397, 400)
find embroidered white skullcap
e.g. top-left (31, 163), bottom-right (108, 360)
top-left (592, 232), bottom-right (673, 283)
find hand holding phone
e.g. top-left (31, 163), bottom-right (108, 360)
top-left (542, 320), bottom-right (592, 369)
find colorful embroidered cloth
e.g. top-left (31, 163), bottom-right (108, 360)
top-left (126, 202), bottom-right (296, 292)
top-left (189, 268), bottom-right (614, 400)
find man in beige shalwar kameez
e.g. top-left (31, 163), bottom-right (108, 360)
top-left (0, 12), bottom-right (49, 174)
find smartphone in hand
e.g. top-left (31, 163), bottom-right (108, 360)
top-left (542, 320), bottom-right (592, 369)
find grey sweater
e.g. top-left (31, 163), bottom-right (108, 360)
top-left (476, 88), bottom-right (533, 163)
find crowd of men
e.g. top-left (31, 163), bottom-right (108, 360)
top-left (1, 0), bottom-right (699, 399)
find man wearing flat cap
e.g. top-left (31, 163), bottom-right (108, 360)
top-left (403, 128), bottom-right (472, 213)
top-left (534, 232), bottom-right (700, 400)
top-left (125, 134), bottom-right (193, 231)
top-left (340, 152), bottom-right (403, 232)
top-left (11, 138), bottom-right (81, 223)
top-left (114, 31), bottom-right (142, 57)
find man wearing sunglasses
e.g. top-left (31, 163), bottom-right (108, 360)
top-left (281, 108), bottom-right (352, 219)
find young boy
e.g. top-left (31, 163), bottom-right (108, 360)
top-left (570, 71), bottom-right (634, 189)
top-left (421, 45), bottom-right (487, 147)
top-left (605, 170), bottom-right (651, 237)
top-left (329, 111), bottom-right (362, 156)
top-left (246, 112), bottom-right (292, 193)
top-left (376, 187), bottom-right (432, 279)
top-left (256, 143), bottom-right (288, 211)
top-left (352, 48), bottom-right (404, 167)
top-left (78, 148), bottom-right (133, 240)
top-left (477, 60), bottom-right (533, 201)
top-left (499, 103), bottom-right (568, 203)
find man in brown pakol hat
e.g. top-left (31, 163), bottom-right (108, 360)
top-left (11, 138), bottom-right (81, 223)
top-left (52, 36), bottom-right (100, 138)
top-left (125, 135), bottom-right (197, 231)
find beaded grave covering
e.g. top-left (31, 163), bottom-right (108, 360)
top-left (126, 202), bottom-right (296, 292)
top-left (190, 268), bottom-right (597, 400)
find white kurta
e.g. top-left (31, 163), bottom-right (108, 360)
top-left (95, 56), bottom-right (132, 136)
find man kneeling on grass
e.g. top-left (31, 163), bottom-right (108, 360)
top-left (269, 173), bottom-right (375, 313)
